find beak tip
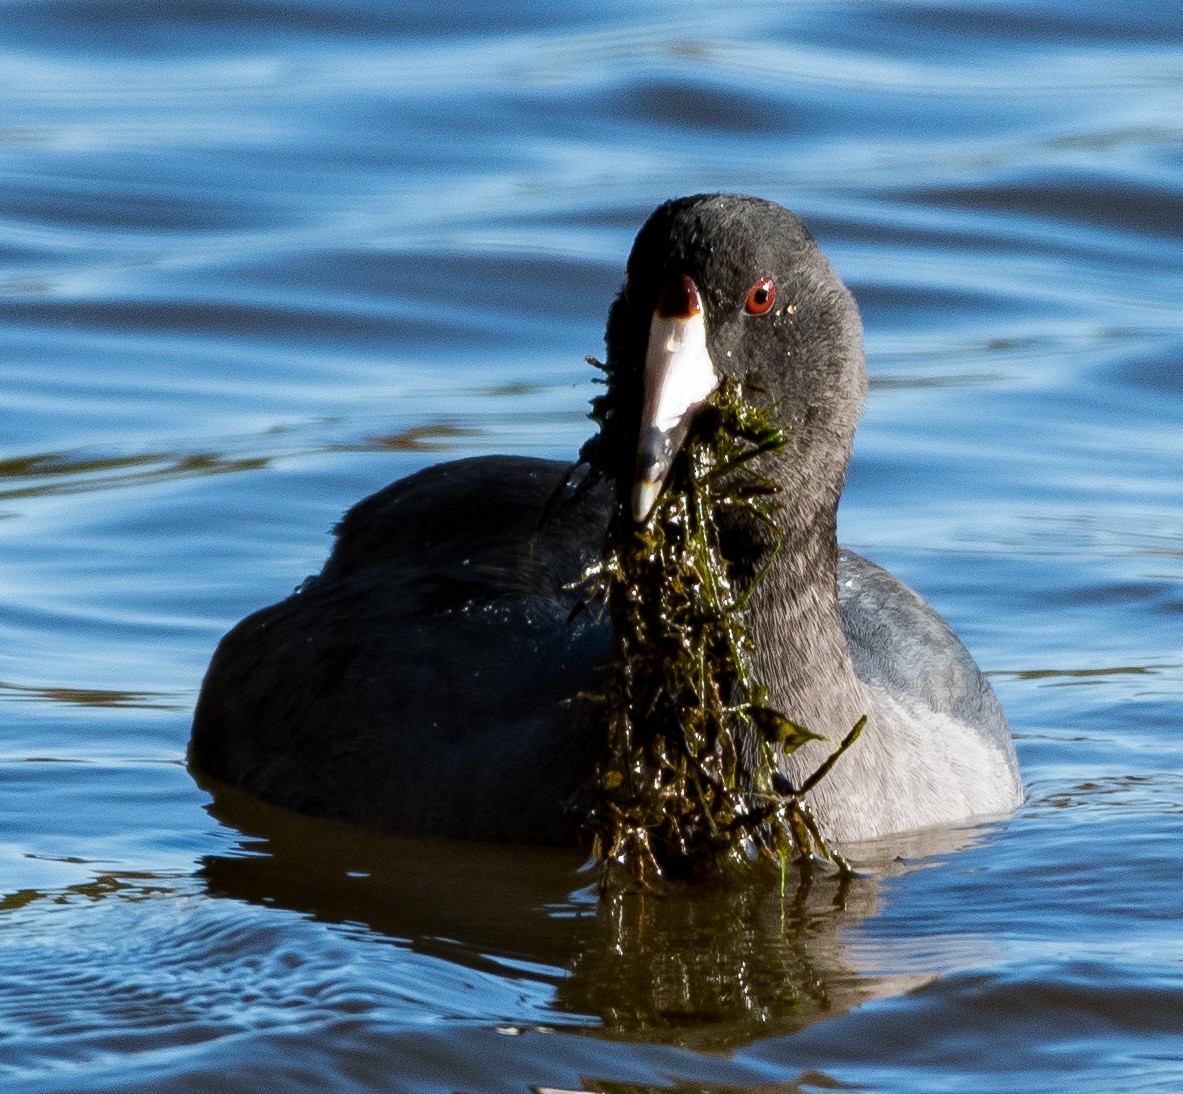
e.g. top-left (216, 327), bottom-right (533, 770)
top-left (631, 480), bottom-right (661, 524)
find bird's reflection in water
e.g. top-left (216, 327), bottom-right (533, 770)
top-left (196, 773), bottom-right (985, 1050)
top-left (561, 866), bottom-right (872, 1050)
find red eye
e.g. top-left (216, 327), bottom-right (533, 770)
top-left (745, 277), bottom-right (776, 315)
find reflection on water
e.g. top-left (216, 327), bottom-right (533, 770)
top-left (0, 680), bottom-right (181, 709)
top-left (194, 777), bottom-right (990, 1052)
top-left (1, 871), bottom-right (185, 914)
top-left (196, 776), bottom-right (594, 978)
top-left (0, 448), bottom-right (270, 500)
top-left (562, 874), bottom-right (876, 1049)
top-left (351, 422), bottom-right (485, 451)
top-left (200, 792), bottom-right (876, 1048)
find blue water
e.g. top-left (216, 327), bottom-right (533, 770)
top-left (3, 1), bottom-right (1182, 1090)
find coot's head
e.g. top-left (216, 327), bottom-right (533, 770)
top-left (601, 194), bottom-right (867, 523)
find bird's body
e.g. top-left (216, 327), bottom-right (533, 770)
top-left (190, 194), bottom-right (1022, 845)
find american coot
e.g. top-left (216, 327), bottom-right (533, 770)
top-left (190, 194), bottom-right (1023, 845)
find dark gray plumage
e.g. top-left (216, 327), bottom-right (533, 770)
top-left (190, 194), bottom-right (1022, 844)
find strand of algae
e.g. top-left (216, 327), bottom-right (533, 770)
top-left (576, 364), bottom-right (862, 892)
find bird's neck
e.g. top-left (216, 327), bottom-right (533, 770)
top-left (741, 477), bottom-right (870, 743)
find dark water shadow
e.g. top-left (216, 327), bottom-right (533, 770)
top-left (194, 774), bottom-right (990, 1051)
top-left (194, 773), bottom-right (595, 977)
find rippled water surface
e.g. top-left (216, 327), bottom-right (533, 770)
top-left (3, 1), bottom-right (1183, 1090)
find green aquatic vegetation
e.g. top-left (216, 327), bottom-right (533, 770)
top-left (577, 365), bottom-right (863, 891)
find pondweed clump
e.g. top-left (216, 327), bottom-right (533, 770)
top-left (575, 362), bottom-right (863, 891)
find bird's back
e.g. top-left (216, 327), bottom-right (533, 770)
top-left (190, 456), bottom-right (613, 843)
